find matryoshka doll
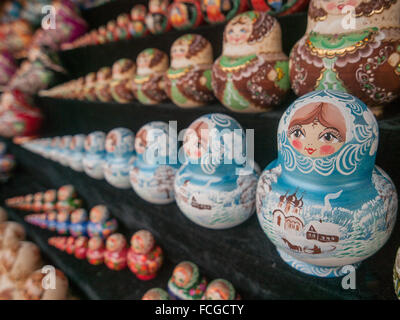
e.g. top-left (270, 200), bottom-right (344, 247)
top-left (256, 90), bottom-right (398, 278)
top-left (200, 0), bottom-right (248, 24)
top-left (212, 11), bottom-right (290, 113)
top-left (86, 236), bottom-right (105, 265)
top-left (168, 0), bottom-right (203, 30)
top-left (69, 208), bottom-right (88, 237)
top-left (82, 131), bottom-right (107, 180)
top-left (164, 34), bottom-right (214, 108)
top-left (129, 4), bottom-right (149, 38)
top-left (56, 210), bottom-right (70, 235)
top-left (106, 20), bottom-right (118, 42)
top-left (65, 236), bottom-right (76, 255)
top-left (116, 13), bottom-right (132, 41)
top-left (56, 185), bottom-right (82, 212)
top-left (132, 48), bottom-right (169, 105)
top-left (174, 113), bottom-right (259, 229)
top-left (49, 137), bottom-right (61, 162)
top-left (96, 26), bottom-right (108, 45)
top-left (83, 72), bottom-right (97, 101)
top-left (74, 236), bottom-right (88, 259)
top-left (129, 122), bottom-right (179, 204)
top-left (46, 211), bottom-right (58, 232)
top-left (104, 233), bottom-right (128, 271)
top-left (68, 134), bottom-right (86, 172)
top-left (58, 135), bottom-right (72, 166)
top-left (145, 0), bottom-right (172, 34)
top-left (42, 189), bottom-right (57, 211)
top-left (394, 247), bottom-right (400, 299)
top-left (289, 0), bottom-right (400, 115)
top-left (249, 0), bottom-right (309, 16)
top-left (127, 230), bottom-right (164, 280)
top-left (202, 279), bottom-right (240, 300)
top-left (142, 288), bottom-right (170, 300)
top-left (103, 127), bottom-right (136, 189)
top-left (87, 205), bottom-right (118, 239)
top-left (109, 58), bottom-right (136, 103)
top-left (167, 261), bottom-right (207, 300)
top-left (23, 194), bottom-right (33, 211)
top-left (32, 192), bottom-right (44, 212)
top-left (95, 67), bottom-right (113, 102)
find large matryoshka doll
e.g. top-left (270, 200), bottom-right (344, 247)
top-left (168, 0), bottom-right (204, 30)
top-left (68, 134), bottom-right (86, 172)
top-left (129, 121), bottom-right (179, 204)
top-left (145, 0), bottom-right (172, 34)
top-left (87, 204), bottom-right (118, 239)
top-left (174, 113), bottom-right (259, 229)
top-left (69, 208), bottom-right (88, 237)
top-left (132, 48), bottom-right (169, 105)
top-left (129, 4), bottom-right (149, 38)
top-left (212, 11), bottom-right (290, 113)
top-left (167, 261), bottom-right (207, 300)
top-left (256, 90), bottom-right (398, 278)
top-left (82, 131), bottom-right (106, 180)
top-left (164, 34), bottom-right (214, 108)
top-left (200, 0), bottom-right (248, 24)
top-left (103, 127), bottom-right (136, 189)
top-left (84, 72), bottom-right (97, 101)
top-left (290, 0), bottom-right (400, 115)
top-left (109, 58), bottom-right (136, 103)
top-left (95, 67), bottom-right (113, 102)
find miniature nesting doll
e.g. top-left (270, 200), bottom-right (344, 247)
top-left (212, 11), bottom-right (290, 113)
top-left (129, 122), bottom-right (179, 204)
top-left (116, 13), bottom-right (132, 41)
top-left (289, 0), bottom-right (400, 114)
top-left (142, 288), bottom-right (170, 300)
top-left (256, 90), bottom-right (398, 278)
top-left (168, 0), bottom-right (203, 30)
top-left (68, 134), bottom-right (86, 172)
top-left (106, 20), bottom-right (118, 42)
top-left (46, 211), bottom-right (58, 232)
top-left (83, 131), bottom-right (107, 180)
top-left (32, 192), bottom-right (43, 212)
top-left (58, 135), bottom-right (72, 166)
top-left (69, 208), bottom-right (88, 237)
top-left (103, 127), bottom-right (136, 189)
top-left (49, 137), bottom-right (61, 162)
top-left (104, 233), bottom-right (128, 271)
top-left (65, 236), bottom-right (76, 255)
top-left (164, 34), bottom-right (214, 108)
top-left (200, 0), bottom-right (248, 24)
top-left (87, 205), bottom-right (118, 239)
top-left (109, 58), bottom-right (136, 103)
top-left (42, 189), bottom-right (57, 211)
top-left (56, 211), bottom-right (70, 235)
top-left (249, 0), bottom-right (309, 16)
top-left (202, 279), bottom-right (240, 300)
top-left (84, 72), bottom-right (97, 101)
top-left (168, 261), bottom-right (207, 300)
top-left (56, 185), bottom-right (81, 212)
top-left (74, 236), bottom-right (88, 259)
top-left (394, 248), bottom-right (400, 299)
top-left (87, 236), bottom-right (105, 265)
top-left (23, 194), bottom-right (34, 211)
top-left (96, 26), bottom-right (108, 44)
top-left (127, 230), bottom-right (164, 280)
top-left (132, 48), bottom-right (169, 105)
top-left (175, 113), bottom-right (259, 229)
top-left (129, 4), bottom-right (149, 38)
top-left (146, 0), bottom-right (172, 34)
top-left (95, 67), bottom-right (113, 102)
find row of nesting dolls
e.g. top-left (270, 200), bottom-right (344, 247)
top-left (63, 0), bottom-right (310, 49)
top-left (0, 208), bottom-right (70, 300)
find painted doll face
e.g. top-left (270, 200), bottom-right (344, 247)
top-left (131, 230), bottom-right (154, 254)
top-left (44, 190), bottom-right (56, 202)
top-left (105, 132), bottom-right (118, 153)
top-left (70, 137), bottom-right (77, 150)
top-left (58, 185), bottom-right (74, 201)
top-left (106, 234), bottom-right (126, 251)
top-left (71, 209), bottom-right (85, 223)
top-left (90, 205), bottom-right (108, 223)
top-left (137, 51), bottom-right (153, 69)
top-left (288, 102), bottom-right (346, 158)
top-left (225, 16), bottom-right (252, 45)
top-left (135, 128), bottom-right (148, 154)
top-left (184, 121), bottom-right (209, 159)
top-left (58, 211), bottom-right (69, 222)
top-left (75, 236), bottom-right (88, 248)
top-left (171, 40), bottom-right (189, 61)
top-left (88, 236), bottom-right (103, 250)
top-left (318, 0), bottom-right (363, 15)
top-left (131, 5), bottom-right (147, 20)
top-left (205, 281), bottom-right (230, 300)
top-left (172, 262), bottom-right (193, 287)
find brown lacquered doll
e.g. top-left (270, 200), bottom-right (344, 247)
top-left (95, 67), bottom-right (113, 102)
top-left (109, 58), bottom-right (136, 103)
top-left (84, 72), bottom-right (97, 101)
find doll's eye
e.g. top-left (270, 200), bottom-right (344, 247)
top-left (289, 127), bottom-right (305, 139)
top-left (319, 128), bottom-right (342, 143)
top-left (240, 28), bottom-right (247, 33)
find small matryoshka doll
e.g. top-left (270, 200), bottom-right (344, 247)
top-left (32, 192), bottom-right (44, 212)
top-left (256, 90), bottom-right (398, 278)
top-left (56, 211), bottom-right (70, 235)
top-left (127, 230), bottom-right (164, 280)
top-left (65, 236), bottom-right (76, 255)
top-left (249, 0), bottom-right (309, 16)
top-left (129, 4), bottom-right (149, 38)
top-left (86, 236), bottom-right (105, 265)
top-left (290, 0), bottom-right (400, 115)
top-left (168, 0), bottom-right (203, 30)
top-left (83, 131), bottom-right (107, 180)
top-left (23, 194), bottom-right (34, 211)
top-left (394, 247), bottom-right (400, 299)
top-left (106, 20), bottom-right (118, 42)
top-left (174, 113), bottom-right (259, 229)
top-left (58, 135), bottom-right (72, 166)
top-left (56, 185), bottom-right (81, 212)
top-left (109, 58), bottom-right (136, 103)
top-left (116, 13), bottom-right (132, 41)
top-left (164, 34), bottom-right (214, 108)
top-left (46, 211), bottom-right (58, 231)
top-left (132, 48), bottom-right (169, 105)
top-left (142, 288), bottom-right (170, 300)
top-left (74, 236), bottom-right (88, 259)
top-left (69, 208), bottom-right (88, 237)
top-left (104, 233), bottom-right (128, 271)
top-left (42, 189), bottom-right (57, 211)
top-left (95, 67), bottom-right (113, 102)
top-left (84, 72), bottom-right (97, 101)
top-left (145, 0), bottom-right (172, 34)
top-left (168, 261), bottom-right (207, 300)
top-left (200, 0), bottom-right (248, 24)
top-left (212, 11), bottom-right (290, 113)
top-left (87, 205), bottom-right (118, 239)
top-left (96, 26), bottom-right (108, 44)
top-left (129, 121), bottom-right (179, 204)
top-left (49, 137), bottom-right (61, 162)
top-left (103, 127), bottom-right (136, 189)
top-left (68, 134), bottom-right (86, 172)
top-left (202, 279), bottom-right (240, 300)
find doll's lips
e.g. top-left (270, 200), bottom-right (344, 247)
top-left (305, 147), bottom-right (317, 155)
top-left (337, 4), bottom-right (345, 10)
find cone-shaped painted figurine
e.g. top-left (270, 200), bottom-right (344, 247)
top-left (168, 0), bottom-right (203, 30)
top-left (130, 121), bottom-right (179, 204)
top-left (110, 58), bottom-right (136, 103)
top-left (142, 288), bottom-right (170, 300)
top-left (175, 113), bottom-right (259, 229)
top-left (84, 72), bottom-right (97, 101)
top-left (104, 233), bottom-right (128, 271)
top-left (256, 90), bottom-right (398, 278)
top-left (68, 134), bottom-right (86, 172)
top-left (129, 4), bottom-right (149, 38)
top-left (87, 205), bottom-right (118, 239)
top-left (83, 131), bottom-right (106, 180)
top-left (200, 0), bottom-right (248, 24)
top-left (95, 67), bottom-right (113, 102)
top-left (202, 279), bottom-right (240, 300)
top-left (212, 11), bottom-right (290, 113)
top-left (69, 208), bottom-right (88, 237)
top-left (87, 236), bottom-right (105, 265)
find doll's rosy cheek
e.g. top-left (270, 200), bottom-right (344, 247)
top-left (292, 140), bottom-right (302, 150)
top-left (327, 3), bottom-right (336, 10)
top-left (320, 145), bottom-right (335, 155)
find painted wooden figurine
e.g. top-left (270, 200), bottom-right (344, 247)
top-left (83, 72), bottom-right (97, 101)
top-left (65, 236), bottom-right (76, 255)
top-left (132, 48), bottom-right (169, 105)
top-left (164, 34), bottom-right (214, 108)
top-left (394, 247), bottom-right (400, 299)
top-left (202, 279), bottom-right (240, 300)
top-left (74, 236), bottom-right (88, 259)
top-left (68, 134), bottom-right (86, 172)
top-left (212, 11), bottom-right (290, 113)
top-left (104, 233), bottom-right (128, 271)
top-left (142, 288), bottom-right (170, 300)
top-left (83, 131), bottom-right (107, 180)
top-left (109, 58), bottom-right (136, 103)
top-left (129, 4), bottom-right (149, 38)
top-left (32, 192), bottom-right (44, 212)
top-left (127, 230), bottom-right (164, 280)
top-left (289, 0), bottom-right (400, 115)
top-left (69, 208), bottom-right (88, 237)
top-left (56, 210), bottom-right (70, 235)
top-left (167, 261), bottom-right (207, 300)
top-left (168, 0), bottom-right (203, 30)
top-left (55, 185), bottom-right (82, 212)
top-left (95, 67), bottom-right (113, 102)
top-left (249, 0), bottom-right (309, 16)
top-left (145, 0), bottom-right (172, 34)
top-left (116, 13), bottom-right (132, 41)
top-left (87, 205), bottom-right (118, 239)
top-left (200, 0), bottom-right (248, 24)
top-left (46, 211), bottom-right (58, 232)
top-left (49, 137), bottom-right (61, 162)
top-left (87, 236), bottom-right (105, 265)
top-left (256, 90), bottom-right (398, 278)
top-left (58, 135), bottom-right (72, 166)
top-left (42, 189), bottom-right (57, 212)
